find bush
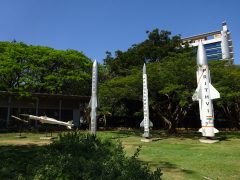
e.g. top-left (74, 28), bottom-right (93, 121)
top-left (1, 132), bottom-right (162, 179)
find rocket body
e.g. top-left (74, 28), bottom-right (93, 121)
top-left (90, 60), bottom-right (98, 135)
top-left (140, 64), bottom-right (153, 138)
top-left (221, 29), bottom-right (230, 59)
top-left (20, 114), bottom-right (73, 129)
top-left (192, 41), bottom-right (220, 137)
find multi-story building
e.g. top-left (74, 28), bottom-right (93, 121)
top-left (182, 21), bottom-right (234, 63)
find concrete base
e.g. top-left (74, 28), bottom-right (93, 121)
top-left (199, 138), bottom-right (219, 144)
top-left (141, 138), bottom-right (152, 142)
top-left (40, 137), bottom-right (55, 140)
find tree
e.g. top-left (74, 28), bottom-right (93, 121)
top-left (99, 68), bottom-right (142, 126)
top-left (100, 51), bottom-right (197, 132)
top-left (104, 29), bottom-right (189, 77)
top-left (210, 61), bottom-right (240, 129)
top-left (100, 29), bottom-right (196, 132)
top-left (0, 41), bottom-right (92, 96)
top-left (100, 27), bottom-right (240, 132)
top-left (147, 52), bottom-right (196, 133)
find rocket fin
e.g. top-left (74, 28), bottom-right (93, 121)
top-left (192, 86), bottom-right (202, 101)
top-left (192, 91), bottom-right (198, 101)
top-left (140, 120), bottom-right (153, 127)
top-left (88, 96), bottom-right (98, 108)
top-left (198, 86), bottom-right (202, 99)
top-left (140, 120), bottom-right (144, 127)
top-left (214, 128), bottom-right (219, 133)
top-left (95, 98), bottom-right (98, 108)
top-left (88, 97), bottom-right (92, 108)
top-left (150, 120), bottom-right (153, 127)
top-left (209, 83), bottom-right (220, 99)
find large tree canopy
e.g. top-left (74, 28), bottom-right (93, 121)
top-left (100, 29), bottom-right (240, 132)
top-left (0, 41), bottom-right (92, 96)
top-left (100, 51), bottom-right (197, 131)
top-left (211, 62), bottom-right (240, 128)
top-left (103, 29), bottom-right (190, 77)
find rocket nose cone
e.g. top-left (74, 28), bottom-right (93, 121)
top-left (197, 41), bottom-right (208, 65)
top-left (143, 63), bottom-right (146, 74)
top-left (93, 60), bottom-right (98, 67)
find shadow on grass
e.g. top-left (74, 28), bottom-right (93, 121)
top-left (0, 144), bottom-right (45, 179)
top-left (108, 129), bottom-right (143, 139)
top-left (216, 131), bottom-right (240, 140)
top-left (147, 161), bottom-right (196, 175)
top-left (107, 129), bottom-right (240, 141)
top-left (108, 129), bottom-right (201, 140)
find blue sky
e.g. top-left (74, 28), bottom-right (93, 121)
top-left (0, 0), bottom-right (239, 64)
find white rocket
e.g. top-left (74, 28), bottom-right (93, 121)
top-left (221, 22), bottom-right (231, 59)
top-left (20, 114), bottom-right (74, 129)
top-left (192, 41), bottom-right (220, 137)
top-left (90, 60), bottom-right (98, 135)
top-left (140, 63), bottom-right (153, 138)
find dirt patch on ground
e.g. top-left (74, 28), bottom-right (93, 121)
top-left (0, 139), bottom-right (52, 145)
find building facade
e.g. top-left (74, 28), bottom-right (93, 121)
top-left (182, 21), bottom-right (234, 63)
top-left (0, 91), bottom-right (90, 129)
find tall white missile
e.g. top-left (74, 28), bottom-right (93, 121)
top-left (90, 60), bottom-right (98, 135)
top-left (221, 26), bottom-right (230, 59)
top-left (192, 41), bottom-right (220, 138)
top-left (140, 63), bottom-right (153, 138)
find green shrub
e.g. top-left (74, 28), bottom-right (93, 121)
top-left (0, 132), bottom-right (162, 179)
top-left (33, 132), bottom-right (162, 179)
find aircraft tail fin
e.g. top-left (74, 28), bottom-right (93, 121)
top-left (67, 120), bottom-right (73, 129)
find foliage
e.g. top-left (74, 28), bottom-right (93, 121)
top-left (100, 51), bottom-right (196, 131)
top-left (0, 41), bottom-right (92, 96)
top-left (210, 61), bottom-right (240, 128)
top-left (148, 52), bottom-right (196, 133)
top-left (0, 132), bottom-right (162, 179)
top-left (104, 29), bottom-right (190, 77)
top-left (100, 28), bottom-right (240, 131)
top-left (99, 29), bottom-right (198, 131)
top-left (1, 29), bottom-right (239, 131)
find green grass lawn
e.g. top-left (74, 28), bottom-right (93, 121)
top-left (99, 130), bottom-right (240, 180)
top-left (0, 130), bottom-right (240, 179)
top-left (0, 132), bottom-right (58, 145)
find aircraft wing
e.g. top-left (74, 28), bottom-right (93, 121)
top-left (11, 115), bottom-right (29, 123)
